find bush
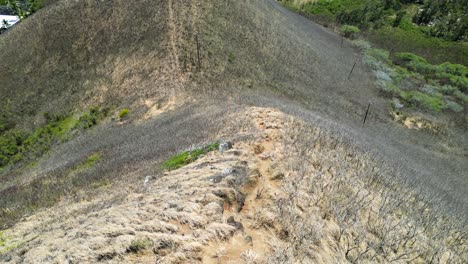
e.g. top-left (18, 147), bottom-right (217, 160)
top-left (0, 107), bottom-right (107, 169)
top-left (400, 91), bottom-right (447, 112)
top-left (445, 100), bottom-right (464, 113)
top-left (74, 153), bottom-right (101, 173)
top-left (367, 48), bottom-right (390, 63)
top-left (351, 39), bottom-right (371, 50)
top-left (127, 238), bottom-right (153, 253)
top-left (161, 142), bottom-right (219, 171)
top-left (454, 91), bottom-right (468, 103)
top-left (75, 107), bottom-right (103, 129)
top-left (341, 25), bottom-right (360, 39)
top-left (118, 109), bottom-right (130, 120)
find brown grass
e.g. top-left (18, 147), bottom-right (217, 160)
top-left (1, 107), bottom-right (465, 263)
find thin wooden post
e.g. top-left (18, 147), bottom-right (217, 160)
top-left (195, 32), bottom-right (201, 70)
top-left (341, 35), bottom-right (344, 48)
top-left (363, 104), bottom-right (371, 127)
top-left (348, 60), bottom-right (357, 80)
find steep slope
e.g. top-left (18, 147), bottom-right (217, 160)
top-left (1, 107), bottom-right (466, 263)
top-left (0, 0), bottom-right (467, 263)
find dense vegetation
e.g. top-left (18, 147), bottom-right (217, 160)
top-left (356, 41), bottom-right (467, 115)
top-left (0, 0), bottom-right (43, 18)
top-left (0, 107), bottom-right (107, 171)
top-left (280, 0), bottom-right (468, 65)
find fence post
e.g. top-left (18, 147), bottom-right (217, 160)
top-left (348, 60), bottom-right (357, 80)
top-left (195, 32), bottom-right (201, 70)
top-left (363, 103), bottom-right (371, 127)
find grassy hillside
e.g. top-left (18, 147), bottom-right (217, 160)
top-left (0, 0), bottom-right (467, 262)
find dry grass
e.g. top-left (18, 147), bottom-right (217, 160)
top-left (1, 107), bottom-right (466, 263)
top-left (0, 0), bottom-right (466, 262)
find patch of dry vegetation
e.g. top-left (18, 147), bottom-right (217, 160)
top-left (1, 108), bottom-right (465, 263)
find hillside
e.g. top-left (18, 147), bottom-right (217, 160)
top-left (0, 0), bottom-right (467, 263)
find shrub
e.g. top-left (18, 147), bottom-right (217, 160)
top-left (228, 52), bottom-right (235, 63)
top-left (118, 109), bottom-right (130, 120)
top-left (351, 39), bottom-right (371, 50)
top-left (341, 25), bottom-right (360, 39)
top-left (454, 91), bottom-right (468, 103)
top-left (161, 142), bottom-right (219, 171)
top-left (74, 153), bottom-right (101, 173)
top-left (436, 85), bottom-right (457, 95)
top-left (75, 107), bottom-right (103, 129)
top-left (377, 80), bottom-right (400, 97)
top-left (400, 91), bottom-right (447, 112)
top-left (445, 100), bottom-right (464, 113)
top-left (367, 48), bottom-right (390, 63)
top-left (436, 62), bottom-right (467, 77)
top-left (393, 10), bottom-right (406, 28)
top-left (127, 238), bottom-right (153, 253)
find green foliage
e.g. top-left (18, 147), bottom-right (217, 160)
top-left (394, 52), bottom-right (468, 91)
top-left (228, 52), bottom-right (235, 63)
top-left (393, 10), bottom-right (406, 27)
top-left (118, 108), bottom-right (130, 120)
top-left (0, 107), bottom-right (106, 169)
top-left (413, 0), bottom-right (467, 41)
top-left (341, 25), bottom-right (360, 38)
top-left (74, 153), bottom-right (101, 173)
top-left (127, 238), bottom-right (153, 253)
top-left (75, 107), bottom-right (105, 129)
top-left (0, 0), bottom-right (44, 19)
top-left (400, 91), bottom-right (447, 112)
top-left (0, 231), bottom-right (19, 254)
top-left (393, 52), bottom-right (434, 74)
top-left (363, 45), bottom-right (466, 114)
top-left (369, 26), bottom-right (468, 66)
top-left (161, 142), bottom-right (219, 171)
top-left (454, 90), bottom-right (468, 103)
top-left (280, 0), bottom-right (468, 65)
top-left (367, 48), bottom-right (390, 63)
top-left (0, 130), bottom-right (27, 167)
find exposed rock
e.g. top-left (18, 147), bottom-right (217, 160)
top-left (227, 216), bottom-right (244, 231)
top-left (219, 141), bottom-right (233, 153)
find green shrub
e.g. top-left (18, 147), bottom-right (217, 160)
top-left (367, 48), bottom-right (390, 63)
top-left (445, 100), bottom-right (464, 113)
top-left (341, 25), bottom-right (360, 39)
top-left (75, 107), bottom-right (103, 129)
top-left (377, 80), bottom-right (400, 97)
top-left (75, 114), bottom-right (96, 129)
top-left (161, 142), bottom-right (219, 171)
top-left (454, 91), bottom-right (468, 103)
top-left (393, 10), bottom-right (406, 28)
top-left (436, 62), bottom-right (467, 77)
top-left (400, 91), bottom-right (447, 112)
top-left (393, 52), bottom-right (435, 75)
top-left (0, 130), bottom-right (27, 167)
top-left (228, 52), bottom-right (235, 63)
top-left (118, 109), bottom-right (130, 120)
top-left (127, 238), bottom-right (153, 253)
top-left (436, 85), bottom-right (457, 95)
top-left (352, 39), bottom-right (371, 50)
top-left (0, 107), bottom-right (106, 169)
top-left (368, 27), bottom-right (467, 66)
top-left (74, 153), bottom-right (101, 173)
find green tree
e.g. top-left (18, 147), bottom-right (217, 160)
top-left (0, 0), bottom-right (43, 19)
top-left (413, 0), bottom-right (467, 41)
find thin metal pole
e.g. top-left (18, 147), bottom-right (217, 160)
top-left (348, 60), bottom-right (357, 80)
top-left (363, 104), bottom-right (371, 127)
top-left (195, 32), bottom-right (201, 70)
